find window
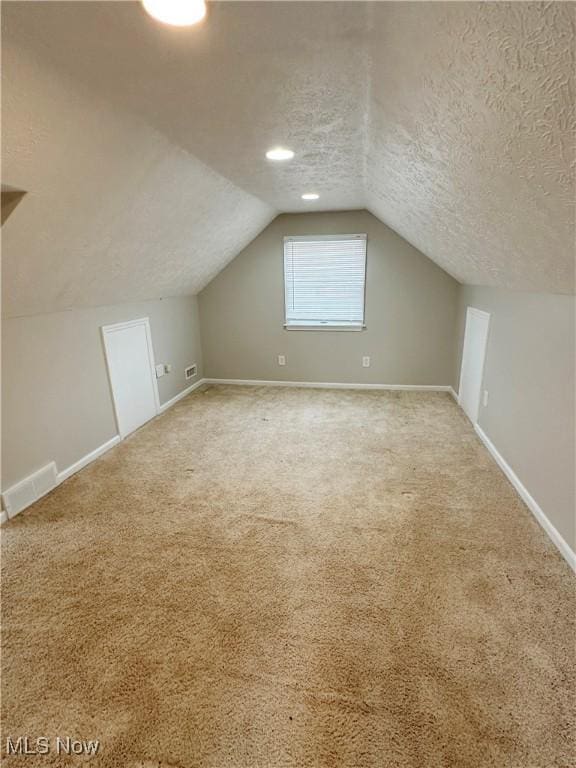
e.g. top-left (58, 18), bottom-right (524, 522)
top-left (283, 234), bottom-right (367, 330)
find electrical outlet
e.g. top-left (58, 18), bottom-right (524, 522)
top-left (362, 356), bottom-right (370, 368)
top-left (483, 389), bottom-right (489, 407)
top-left (278, 355), bottom-right (286, 366)
top-left (164, 364), bottom-right (172, 374)
top-left (155, 363), bottom-right (165, 378)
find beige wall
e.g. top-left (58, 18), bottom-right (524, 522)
top-left (199, 210), bottom-right (459, 385)
top-left (454, 286), bottom-right (575, 549)
top-left (2, 296), bottom-right (203, 490)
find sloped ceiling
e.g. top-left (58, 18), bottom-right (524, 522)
top-left (2, 1), bottom-right (574, 318)
top-left (367, 2), bottom-right (575, 293)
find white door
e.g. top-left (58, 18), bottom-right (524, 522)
top-left (459, 307), bottom-right (490, 424)
top-left (102, 318), bottom-right (160, 438)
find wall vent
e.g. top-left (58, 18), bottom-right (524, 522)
top-left (2, 462), bottom-right (58, 518)
top-left (185, 364), bottom-right (197, 380)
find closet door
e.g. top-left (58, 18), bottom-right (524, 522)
top-left (102, 318), bottom-right (159, 438)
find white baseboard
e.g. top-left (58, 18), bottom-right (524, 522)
top-left (11, 376), bottom-right (569, 575)
top-left (158, 378), bottom-right (206, 413)
top-left (2, 436), bottom-right (121, 520)
top-left (204, 378), bottom-right (452, 392)
top-left (1, 379), bottom-right (209, 522)
top-left (2, 462), bottom-right (58, 519)
top-left (448, 387), bottom-right (459, 402)
top-left (57, 435), bottom-right (121, 484)
top-left (2, 441), bottom-right (122, 521)
top-left (475, 424), bottom-right (575, 572)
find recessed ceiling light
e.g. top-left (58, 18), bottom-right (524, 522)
top-left (142, 0), bottom-right (206, 26)
top-left (301, 193), bottom-right (319, 200)
top-left (266, 148), bottom-right (295, 161)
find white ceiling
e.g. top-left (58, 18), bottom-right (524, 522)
top-left (367, 2), bottom-right (575, 292)
top-left (2, 1), bottom-right (574, 317)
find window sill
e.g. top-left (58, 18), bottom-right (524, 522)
top-left (284, 323), bottom-right (366, 332)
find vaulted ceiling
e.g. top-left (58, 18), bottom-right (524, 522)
top-left (2, 1), bottom-right (574, 317)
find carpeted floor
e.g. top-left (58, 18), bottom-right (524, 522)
top-left (2, 385), bottom-right (574, 768)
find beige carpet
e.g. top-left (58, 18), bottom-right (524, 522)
top-left (2, 385), bottom-right (574, 768)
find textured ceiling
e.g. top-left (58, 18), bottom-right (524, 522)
top-left (366, 2), bottom-right (575, 292)
top-left (2, 1), bottom-right (575, 317)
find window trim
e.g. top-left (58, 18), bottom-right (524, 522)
top-left (283, 322), bottom-right (366, 332)
top-left (282, 233), bottom-right (367, 332)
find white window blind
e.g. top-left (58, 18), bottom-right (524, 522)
top-left (283, 234), bottom-right (367, 329)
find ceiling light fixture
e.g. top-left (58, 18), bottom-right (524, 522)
top-left (301, 193), bottom-right (319, 200)
top-left (266, 148), bottom-right (295, 161)
top-left (142, 0), bottom-right (206, 26)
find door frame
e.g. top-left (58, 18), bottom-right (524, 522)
top-left (101, 317), bottom-right (160, 439)
top-left (458, 306), bottom-right (491, 425)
